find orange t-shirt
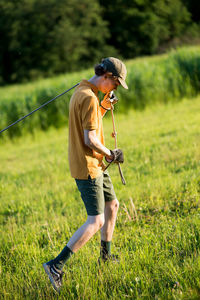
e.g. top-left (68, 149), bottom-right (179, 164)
top-left (68, 80), bottom-right (105, 179)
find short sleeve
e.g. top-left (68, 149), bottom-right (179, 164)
top-left (81, 95), bottom-right (98, 130)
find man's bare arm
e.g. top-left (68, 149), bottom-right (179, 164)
top-left (84, 129), bottom-right (113, 160)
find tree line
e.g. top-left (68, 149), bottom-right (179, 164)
top-left (0, 0), bottom-right (199, 85)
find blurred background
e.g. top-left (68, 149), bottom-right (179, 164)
top-left (0, 0), bottom-right (200, 85)
top-left (0, 0), bottom-right (200, 139)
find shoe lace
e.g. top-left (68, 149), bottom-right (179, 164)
top-left (55, 271), bottom-right (64, 287)
top-left (59, 272), bottom-right (64, 283)
top-left (50, 266), bottom-right (64, 283)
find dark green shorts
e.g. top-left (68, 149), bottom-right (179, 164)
top-left (75, 170), bottom-right (116, 216)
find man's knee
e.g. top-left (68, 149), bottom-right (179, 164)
top-left (108, 199), bottom-right (119, 214)
top-left (96, 214), bottom-right (105, 229)
top-left (87, 214), bottom-right (105, 231)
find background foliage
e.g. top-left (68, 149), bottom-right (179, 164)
top-left (1, 46), bottom-right (200, 140)
top-left (100, 0), bottom-right (192, 57)
top-left (0, 0), bottom-right (200, 85)
top-left (0, 0), bottom-right (115, 85)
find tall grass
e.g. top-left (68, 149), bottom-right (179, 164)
top-left (0, 70), bottom-right (92, 139)
top-left (1, 46), bottom-right (200, 139)
top-left (121, 47), bottom-right (200, 110)
top-left (0, 96), bottom-right (200, 299)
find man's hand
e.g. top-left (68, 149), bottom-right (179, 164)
top-left (100, 92), bottom-right (118, 111)
top-left (106, 149), bottom-right (124, 164)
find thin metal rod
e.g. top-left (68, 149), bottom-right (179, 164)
top-left (0, 83), bottom-right (79, 134)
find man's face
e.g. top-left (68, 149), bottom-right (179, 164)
top-left (101, 75), bottom-right (121, 93)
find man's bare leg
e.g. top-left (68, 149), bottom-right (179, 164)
top-left (101, 199), bottom-right (119, 241)
top-left (100, 199), bottom-right (119, 259)
top-left (47, 214), bottom-right (105, 272)
top-left (67, 214), bottom-right (105, 252)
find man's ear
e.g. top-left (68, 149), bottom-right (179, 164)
top-left (104, 72), bottom-right (112, 79)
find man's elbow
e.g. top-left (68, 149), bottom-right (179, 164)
top-left (84, 130), bottom-right (96, 148)
top-left (84, 137), bottom-right (94, 148)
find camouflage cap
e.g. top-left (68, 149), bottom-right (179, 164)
top-left (101, 57), bottom-right (128, 89)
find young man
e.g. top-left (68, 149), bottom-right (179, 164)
top-left (43, 57), bottom-right (128, 292)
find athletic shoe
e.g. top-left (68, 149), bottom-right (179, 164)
top-left (43, 261), bottom-right (64, 293)
top-left (98, 254), bottom-right (120, 264)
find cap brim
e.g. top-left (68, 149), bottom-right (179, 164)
top-left (118, 77), bottom-right (128, 89)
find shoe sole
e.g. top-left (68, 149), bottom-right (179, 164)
top-left (43, 263), bottom-right (60, 293)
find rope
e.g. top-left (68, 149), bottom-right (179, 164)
top-left (0, 83), bottom-right (79, 134)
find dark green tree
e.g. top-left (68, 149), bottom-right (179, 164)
top-left (0, 0), bottom-right (115, 85)
top-left (99, 0), bottom-right (191, 58)
top-left (181, 0), bottom-right (200, 23)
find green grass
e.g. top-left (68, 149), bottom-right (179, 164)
top-left (1, 45), bottom-right (200, 140)
top-left (0, 96), bottom-right (200, 299)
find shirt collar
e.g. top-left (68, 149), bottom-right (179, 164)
top-left (79, 79), bottom-right (99, 96)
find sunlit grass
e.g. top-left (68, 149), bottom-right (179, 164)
top-left (0, 96), bottom-right (200, 299)
top-left (1, 46), bottom-right (200, 140)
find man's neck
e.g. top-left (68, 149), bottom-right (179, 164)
top-left (88, 75), bottom-right (102, 91)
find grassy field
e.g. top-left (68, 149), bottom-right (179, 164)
top-left (0, 96), bottom-right (200, 299)
top-left (1, 46), bottom-right (200, 140)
